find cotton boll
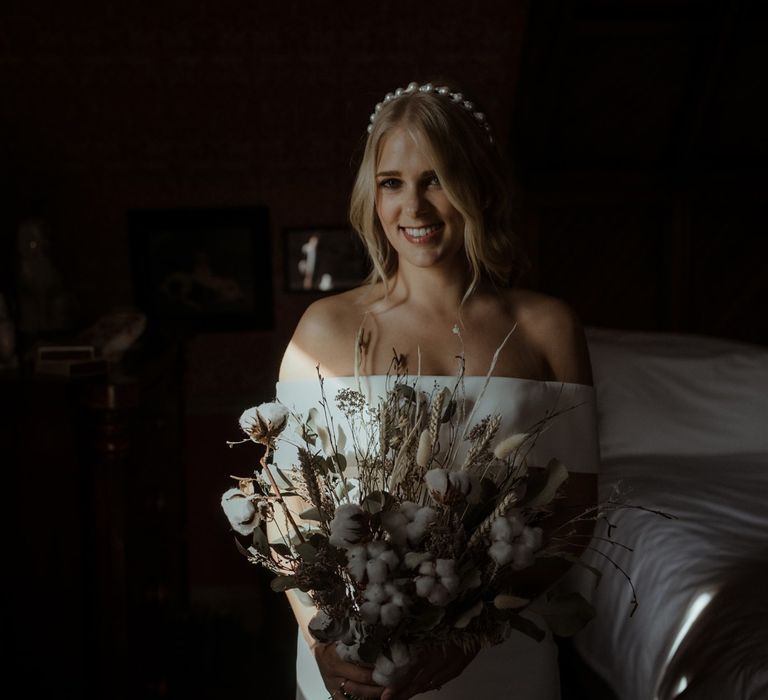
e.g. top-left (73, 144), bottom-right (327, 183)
top-left (373, 647), bottom-right (411, 687)
top-left (364, 583), bottom-right (388, 604)
top-left (490, 516), bottom-right (514, 542)
top-left (441, 575), bottom-right (460, 595)
top-left (257, 402), bottom-right (288, 428)
top-left (448, 471), bottom-right (471, 495)
top-left (521, 526), bottom-right (543, 551)
top-left (418, 561), bottom-right (436, 576)
top-left (381, 511), bottom-right (408, 531)
top-left (360, 601), bottom-right (381, 624)
top-left (414, 506), bottom-right (437, 525)
top-left (329, 503), bottom-right (367, 548)
top-left (379, 549), bottom-right (399, 571)
top-left (406, 520), bottom-right (428, 545)
top-left (367, 540), bottom-right (387, 558)
top-left (435, 559), bottom-right (456, 578)
top-left (380, 602), bottom-right (402, 627)
top-left (415, 575), bottom-right (435, 597)
top-left (404, 552), bottom-right (431, 569)
top-left (389, 589), bottom-right (408, 607)
top-left (400, 501), bottom-right (420, 520)
top-left (424, 468), bottom-right (448, 495)
top-left (390, 641), bottom-right (411, 667)
top-left (373, 654), bottom-right (395, 681)
top-left (239, 402), bottom-right (289, 443)
top-left (346, 544), bottom-right (368, 582)
top-left (489, 540), bottom-right (515, 566)
top-left (220, 488), bottom-right (258, 536)
top-left (506, 512), bottom-right (525, 537)
top-left (367, 559), bottom-right (389, 584)
top-left (428, 583), bottom-right (451, 606)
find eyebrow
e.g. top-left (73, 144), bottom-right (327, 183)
top-left (375, 169), bottom-right (436, 178)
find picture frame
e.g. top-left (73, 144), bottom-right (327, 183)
top-left (284, 227), bottom-right (370, 293)
top-left (129, 206), bottom-right (273, 331)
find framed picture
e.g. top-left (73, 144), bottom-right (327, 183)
top-left (129, 207), bottom-right (273, 331)
top-left (284, 227), bottom-right (370, 292)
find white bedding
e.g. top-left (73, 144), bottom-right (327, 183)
top-left (571, 453), bottom-right (768, 699)
top-left (570, 328), bottom-right (768, 699)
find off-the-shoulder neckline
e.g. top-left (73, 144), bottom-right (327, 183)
top-left (277, 375), bottom-right (594, 389)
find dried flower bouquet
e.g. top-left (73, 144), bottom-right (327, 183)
top-left (221, 349), bottom-right (644, 688)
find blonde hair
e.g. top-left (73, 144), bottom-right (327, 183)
top-left (349, 83), bottom-right (528, 300)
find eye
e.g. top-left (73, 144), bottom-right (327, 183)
top-left (426, 173), bottom-right (441, 188)
top-left (377, 178), bottom-right (401, 189)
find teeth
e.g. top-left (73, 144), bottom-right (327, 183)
top-left (402, 224), bottom-right (441, 238)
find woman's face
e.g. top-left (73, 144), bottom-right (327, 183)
top-left (375, 126), bottom-right (465, 273)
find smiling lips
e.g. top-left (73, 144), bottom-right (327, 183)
top-left (400, 223), bottom-right (443, 244)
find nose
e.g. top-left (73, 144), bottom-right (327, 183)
top-left (404, 186), bottom-right (429, 218)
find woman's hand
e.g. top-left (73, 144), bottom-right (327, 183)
top-left (381, 643), bottom-right (478, 700)
top-left (315, 643), bottom-right (385, 699)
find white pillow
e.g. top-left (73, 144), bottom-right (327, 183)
top-left (585, 327), bottom-right (768, 459)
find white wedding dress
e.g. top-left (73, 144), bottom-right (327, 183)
top-left (275, 375), bottom-right (600, 700)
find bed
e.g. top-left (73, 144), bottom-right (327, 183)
top-left (568, 327), bottom-right (768, 699)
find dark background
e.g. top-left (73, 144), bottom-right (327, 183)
top-left (1, 1), bottom-right (766, 698)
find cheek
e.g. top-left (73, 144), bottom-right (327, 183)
top-left (376, 197), bottom-right (395, 224)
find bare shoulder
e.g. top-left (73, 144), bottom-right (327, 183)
top-left (506, 288), bottom-right (593, 386)
top-left (279, 286), bottom-right (380, 381)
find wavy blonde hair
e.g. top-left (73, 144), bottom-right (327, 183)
top-left (349, 83), bottom-right (528, 300)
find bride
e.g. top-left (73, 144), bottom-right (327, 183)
top-left (274, 81), bottom-right (599, 700)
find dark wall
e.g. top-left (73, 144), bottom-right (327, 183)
top-left (513, 0), bottom-right (768, 345)
top-left (1, 0), bottom-right (526, 335)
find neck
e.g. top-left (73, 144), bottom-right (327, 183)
top-left (386, 258), bottom-right (473, 317)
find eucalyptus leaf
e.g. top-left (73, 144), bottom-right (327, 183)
top-left (454, 600), bottom-right (483, 629)
top-left (309, 532), bottom-right (327, 547)
top-left (234, 536), bottom-right (250, 558)
top-left (270, 466), bottom-right (296, 491)
top-left (395, 384), bottom-right (416, 402)
top-left (336, 425), bottom-right (347, 453)
top-left (299, 506), bottom-right (326, 522)
top-left (270, 575), bottom-right (298, 592)
top-left (252, 526), bottom-right (270, 556)
top-left (317, 425), bottom-right (332, 455)
top-left (505, 612), bottom-right (546, 643)
top-left (296, 541), bottom-right (318, 563)
top-left (557, 552), bottom-right (604, 588)
top-left (333, 452), bottom-right (347, 472)
top-left (494, 594), bottom-right (530, 610)
top-left (361, 491), bottom-right (387, 514)
top-left (442, 400), bottom-right (457, 423)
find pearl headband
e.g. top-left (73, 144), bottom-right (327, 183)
top-left (367, 81), bottom-right (494, 143)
